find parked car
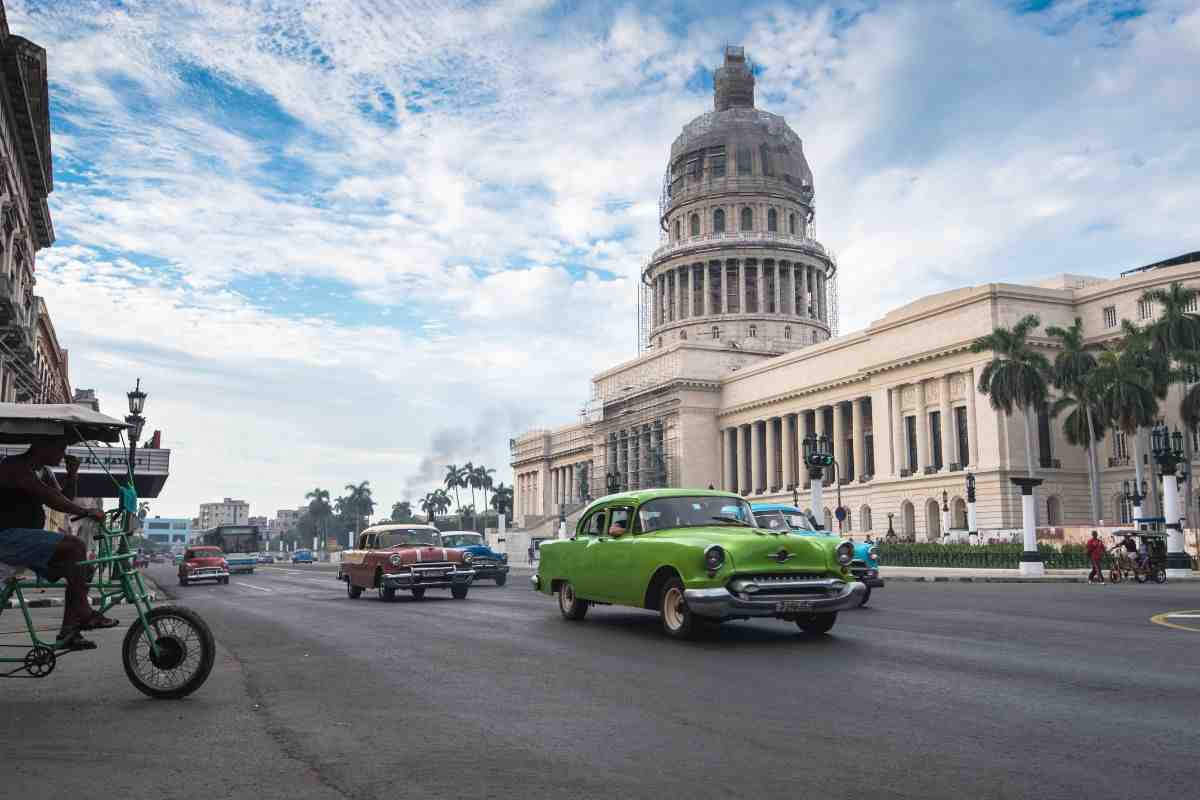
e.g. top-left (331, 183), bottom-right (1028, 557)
top-left (257, 552), bottom-right (276, 564)
top-left (178, 546), bottom-right (230, 586)
top-left (533, 489), bottom-right (865, 639)
top-left (338, 524), bottom-right (474, 601)
top-left (291, 549), bottom-right (314, 564)
top-left (440, 531), bottom-right (510, 585)
top-left (751, 503), bottom-right (884, 605)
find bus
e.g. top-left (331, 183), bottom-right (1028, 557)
top-left (199, 525), bottom-right (261, 574)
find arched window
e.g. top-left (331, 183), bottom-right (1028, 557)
top-left (711, 325), bottom-right (720, 339)
top-left (740, 207), bottom-right (753, 231)
top-left (736, 145), bottom-right (752, 175)
top-left (789, 213), bottom-right (797, 234)
top-left (673, 219), bottom-right (681, 241)
top-left (812, 330), bottom-right (819, 344)
top-left (749, 325), bottom-right (757, 337)
top-left (901, 501), bottom-right (915, 539)
top-left (860, 505), bottom-right (872, 532)
top-left (953, 498), bottom-right (967, 529)
top-left (713, 208), bottom-right (725, 233)
top-left (679, 330), bottom-right (687, 341)
top-left (767, 208), bottom-right (778, 232)
top-left (784, 326), bottom-right (791, 340)
top-left (689, 214), bottom-right (700, 236)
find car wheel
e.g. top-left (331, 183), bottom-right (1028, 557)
top-left (1135, 571), bottom-right (1148, 584)
top-left (659, 577), bottom-right (701, 640)
top-left (557, 581), bottom-right (589, 621)
top-left (1154, 568), bottom-right (1167, 584)
top-left (859, 586), bottom-right (872, 607)
top-left (411, 587), bottom-right (426, 600)
top-left (220, 577), bottom-right (229, 585)
top-left (494, 573), bottom-right (508, 587)
top-left (451, 584), bottom-right (469, 600)
top-left (380, 586), bottom-right (397, 602)
top-left (347, 581), bottom-right (363, 599)
top-left (796, 613), bottom-right (838, 635)
top-left (178, 576), bottom-right (188, 587)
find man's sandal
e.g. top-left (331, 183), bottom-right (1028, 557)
top-left (56, 629), bottom-right (98, 651)
top-left (79, 613), bottom-right (120, 630)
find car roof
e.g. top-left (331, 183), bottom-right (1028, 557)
top-left (751, 503), bottom-right (803, 512)
top-left (439, 530), bottom-right (482, 536)
top-left (584, 487), bottom-right (745, 509)
top-left (361, 523), bottom-right (439, 534)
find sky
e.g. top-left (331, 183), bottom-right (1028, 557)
top-left (10, 0), bottom-right (1200, 520)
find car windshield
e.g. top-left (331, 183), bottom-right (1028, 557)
top-left (754, 510), bottom-right (819, 532)
top-left (189, 549), bottom-right (222, 558)
top-left (382, 529), bottom-right (441, 547)
top-left (442, 533), bottom-right (483, 547)
top-left (637, 496), bottom-right (755, 531)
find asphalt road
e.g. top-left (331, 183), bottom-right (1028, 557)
top-left (5, 564), bottom-right (1199, 800)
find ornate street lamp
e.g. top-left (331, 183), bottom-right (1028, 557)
top-left (803, 433), bottom-right (834, 530)
top-left (965, 472), bottom-right (979, 544)
top-left (1151, 422), bottom-right (1192, 577)
top-left (940, 490), bottom-right (951, 540)
top-left (120, 378), bottom-right (148, 561)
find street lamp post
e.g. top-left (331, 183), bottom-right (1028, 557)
top-left (123, 379), bottom-right (147, 565)
top-left (966, 472), bottom-right (978, 544)
top-left (1122, 478), bottom-right (1148, 529)
top-left (940, 490), bottom-right (951, 541)
top-left (1150, 424), bottom-right (1192, 578)
top-left (803, 433), bottom-right (834, 530)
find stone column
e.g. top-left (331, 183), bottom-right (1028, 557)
top-left (735, 425), bottom-right (747, 495)
top-left (756, 260), bottom-right (764, 314)
top-left (721, 428), bottom-right (732, 491)
top-left (1013, 477), bottom-right (1045, 577)
top-left (939, 374), bottom-right (953, 471)
top-left (852, 398), bottom-right (865, 482)
top-left (773, 262), bottom-right (782, 314)
top-left (737, 259), bottom-right (746, 314)
top-left (966, 366), bottom-right (979, 467)
top-left (832, 401), bottom-right (846, 482)
top-left (916, 381), bottom-right (929, 473)
top-left (750, 420), bottom-right (763, 493)
top-left (782, 413), bottom-right (796, 490)
top-left (892, 386), bottom-right (905, 475)
top-left (765, 417), bottom-right (778, 492)
top-left (702, 264), bottom-right (710, 316)
top-left (679, 266), bottom-right (688, 319)
top-left (721, 262), bottom-right (729, 315)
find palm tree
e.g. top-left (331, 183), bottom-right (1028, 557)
top-left (971, 314), bottom-right (1050, 477)
top-left (443, 464), bottom-right (466, 513)
top-left (1045, 317), bottom-right (1104, 521)
top-left (1092, 345), bottom-right (1159, 515)
top-left (471, 464), bottom-right (496, 516)
top-left (490, 483), bottom-right (513, 519)
top-left (1141, 282), bottom-right (1200, 357)
top-left (344, 480), bottom-right (375, 538)
top-left (462, 461), bottom-right (478, 512)
top-left (420, 492), bottom-right (440, 525)
top-left (305, 487), bottom-right (333, 549)
top-left (434, 488), bottom-right (452, 523)
top-left (390, 501), bottom-right (413, 522)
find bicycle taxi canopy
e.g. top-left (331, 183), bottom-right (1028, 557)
top-left (0, 402), bottom-right (128, 444)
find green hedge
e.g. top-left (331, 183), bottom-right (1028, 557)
top-left (876, 542), bottom-right (1114, 569)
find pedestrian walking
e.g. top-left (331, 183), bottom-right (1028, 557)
top-left (528, 542), bottom-right (535, 566)
top-left (1086, 531), bottom-right (1105, 584)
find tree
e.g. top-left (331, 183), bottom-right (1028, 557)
top-left (305, 487), bottom-right (333, 549)
top-left (1141, 282), bottom-right (1200, 358)
top-left (390, 501), bottom-right (414, 522)
top-left (444, 464), bottom-right (466, 513)
top-left (470, 464), bottom-right (496, 522)
top-left (971, 314), bottom-right (1050, 478)
top-left (1045, 317), bottom-right (1104, 522)
top-left (490, 483), bottom-right (513, 518)
top-left (420, 492), bottom-right (440, 524)
top-left (1092, 344), bottom-right (1158, 513)
top-left (344, 480), bottom-right (375, 539)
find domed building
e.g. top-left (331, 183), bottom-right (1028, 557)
top-left (508, 47), bottom-right (1200, 571)
top-left (645, 46), bottom-right (836, 353)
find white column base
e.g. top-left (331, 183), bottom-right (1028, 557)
top-left (1166, 568), bottom-right (1193, 580)
top-left (1019, 561), bottom-right (1046, 577)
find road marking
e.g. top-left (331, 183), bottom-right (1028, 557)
top-left (235, 582), bottom-right (274, 593)
top-left (1150, 610), bottom-right (1200, 632)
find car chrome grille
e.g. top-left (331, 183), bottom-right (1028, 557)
top-left (728, 574), bottom-right (842, 597)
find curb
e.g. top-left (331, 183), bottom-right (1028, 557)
top-left (6, 592), bottom-right (159, 609)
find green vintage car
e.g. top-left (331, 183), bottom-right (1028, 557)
top-left (531, 488), bottom-right (866, 639)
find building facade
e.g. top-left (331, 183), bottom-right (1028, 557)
top-left (0, 4), bottom-right (57, 402)
top-left (143, 516), bottom-right (192, 550)
top-left (197, 498), bottom-right (250, 529)
top-left (511, 46), bottom-right (1200, 541)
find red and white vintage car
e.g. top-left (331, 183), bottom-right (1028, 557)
top-left (338, 524), bottom-right (474, 601)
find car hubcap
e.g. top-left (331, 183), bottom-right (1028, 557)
top-left (562, 585), bottom-right (575, 610)
top-left (663, 587), bottom-right (685, 630)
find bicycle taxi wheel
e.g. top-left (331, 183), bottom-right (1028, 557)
top-left (121, 605), bottom-right (215, 699)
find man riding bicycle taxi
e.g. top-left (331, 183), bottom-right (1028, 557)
top-left (0, 435), bottom-right (112, 650)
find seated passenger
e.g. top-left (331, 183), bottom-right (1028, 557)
top-left (608, 518), bottom-right (628, 537)
top-left (1137, 540), bottom-right (1150, 569)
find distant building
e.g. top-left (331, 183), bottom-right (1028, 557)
top-left (248, 515), bottom-right (269, 534)
top-left (143, 516), bottom-right (192, 549)
top-left (273, 507), bottom-right (306, 534)
top-left (32, 296), bottom-right (69, 402)
top-left (72, 388), bottom-right (99, 411)
top-left (197, 498), bottom-right (250, 529)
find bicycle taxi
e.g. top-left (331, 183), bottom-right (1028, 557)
top-left (1107, 529), bottom-right (1169, 584)
top-left (0, 403), bottom-right (214, 697)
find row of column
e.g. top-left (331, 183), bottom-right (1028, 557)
top-left (549, 460), bottom-right (593, 510)
top-left (721, 399), bottom-right (873, 495)
top-left (653, 259), bottom-right (827, 328)
top-left (516, 471), bottom-right (539, 521)
top-left (889, 373), bottom-right (979, 477)
top-left (605, 421), bottom-right (667, 492)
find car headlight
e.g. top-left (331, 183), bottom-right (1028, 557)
top-left (868, 546), bottom-right (879, 562)
top-left (463, 552), bottom-right (474, 563)
top-left (389, 553), bottom-right (402, 566)
top-left (501, 553), bottom-right (508, 563)
top-left (704, 545), bottom-right (725, 572)
top-left (836, 541), bottom-right (854, 566)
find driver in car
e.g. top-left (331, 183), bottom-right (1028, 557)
top-left (0, 435), bottom-right (111, 649)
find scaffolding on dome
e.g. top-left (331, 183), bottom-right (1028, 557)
top-left (637, 280), bottom-right (652, 353)
top-left (827, 267), bottom-right (839, 338)
top-left (586, 391), bottom-right (680, 499)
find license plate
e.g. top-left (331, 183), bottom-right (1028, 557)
top-left (776, 600), bottom-right (813, 612)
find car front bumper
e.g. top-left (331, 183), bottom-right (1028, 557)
top-left (851, 568), bottom-right (885, 588)
top-left (466, 562), bottom-right (509, 578)
top-left (684, 578), bottom-right (867, 619)
top-left (183, 570), bottom-right (229, 582)
top-left (381, 567), bottom-right (475, 590)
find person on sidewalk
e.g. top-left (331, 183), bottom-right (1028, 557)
top-left (0, 435), bottom-right (111, 649)
top-left (1086, 531), bottom-right (1106, 583)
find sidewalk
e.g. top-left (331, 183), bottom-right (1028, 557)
top-left (507, 563), bottom-right (1200, 583)
top-left (4, 573), bottom-right (161, 608)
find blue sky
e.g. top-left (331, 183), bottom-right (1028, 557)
top-left (11, 0), bottom-right (1200, 518)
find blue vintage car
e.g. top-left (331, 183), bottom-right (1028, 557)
top-left (440, 531), bottom-right (510, 586)
top-left (751, 503), bottom-right (884, 605)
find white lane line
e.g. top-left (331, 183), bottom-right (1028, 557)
top-left (235, 582), bottom-right (274, 593)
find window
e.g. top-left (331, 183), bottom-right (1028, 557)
top-left (905, 416), bottom-right (918, 472)
top-left (955, 406), bottom-right (969, 467)
top-left (736, 145), bottom-right (751, 175)
top-left (713, 208), bottom-right (725, 233)
top-left (1113, 431), bottom-right (1128, 460)
top-left (740, 207), bottom-right (753, 231)
top-left (686, 157), bottom-right (699, 180)
top-left (1037, 402), bottom-right (1053, 466)
top-left (784, 326), bottom-right (791, 340)
top-left (711, 325), bottom-right (720, 339)
top-left (709, 264), bottom-right (722, 311)
top-left (865, 434), bottom-right (875, 476)
top-left (679, 329), bottom-right (687, 340)
top-left (710, 146), bottom-right (726, 178)
top-left (767, 208), bottom-right (778, 232)
top-left (1117, 495), bottom-right (1132, 525)
top-left (609, 507), bottom-right (632, 536)
top-left (1186, 294), bottom-right (1199, 314)
top-left (812, 330), bottom-right (819, 344)
top-left (689, 214), bottom-right (700, 236)
top-left (789, 213), bottom-right (797, 234)
top-left (930, 411), bottom-right (943, 470)
top-left (581, 510), bottom-right (608, 537)
top-left (673, 219), bottom-right (681, 241)
top-left (1102, 305), bottom-right (1117, 329)
top-left (759, 143), bottom-right (772, 176)
top-left (725, 265), bottom-right (740, 312)
top-left (745, 266), bottom-right (758, 313)
top-left (860, 506), bottom-right (872, 532)
top-left (749, 325), bottom-right (757, 337)
top-left (1045, 496), bottom-right (1061, 526)
top-left (1138, 299), bottom-right (1153, 320)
